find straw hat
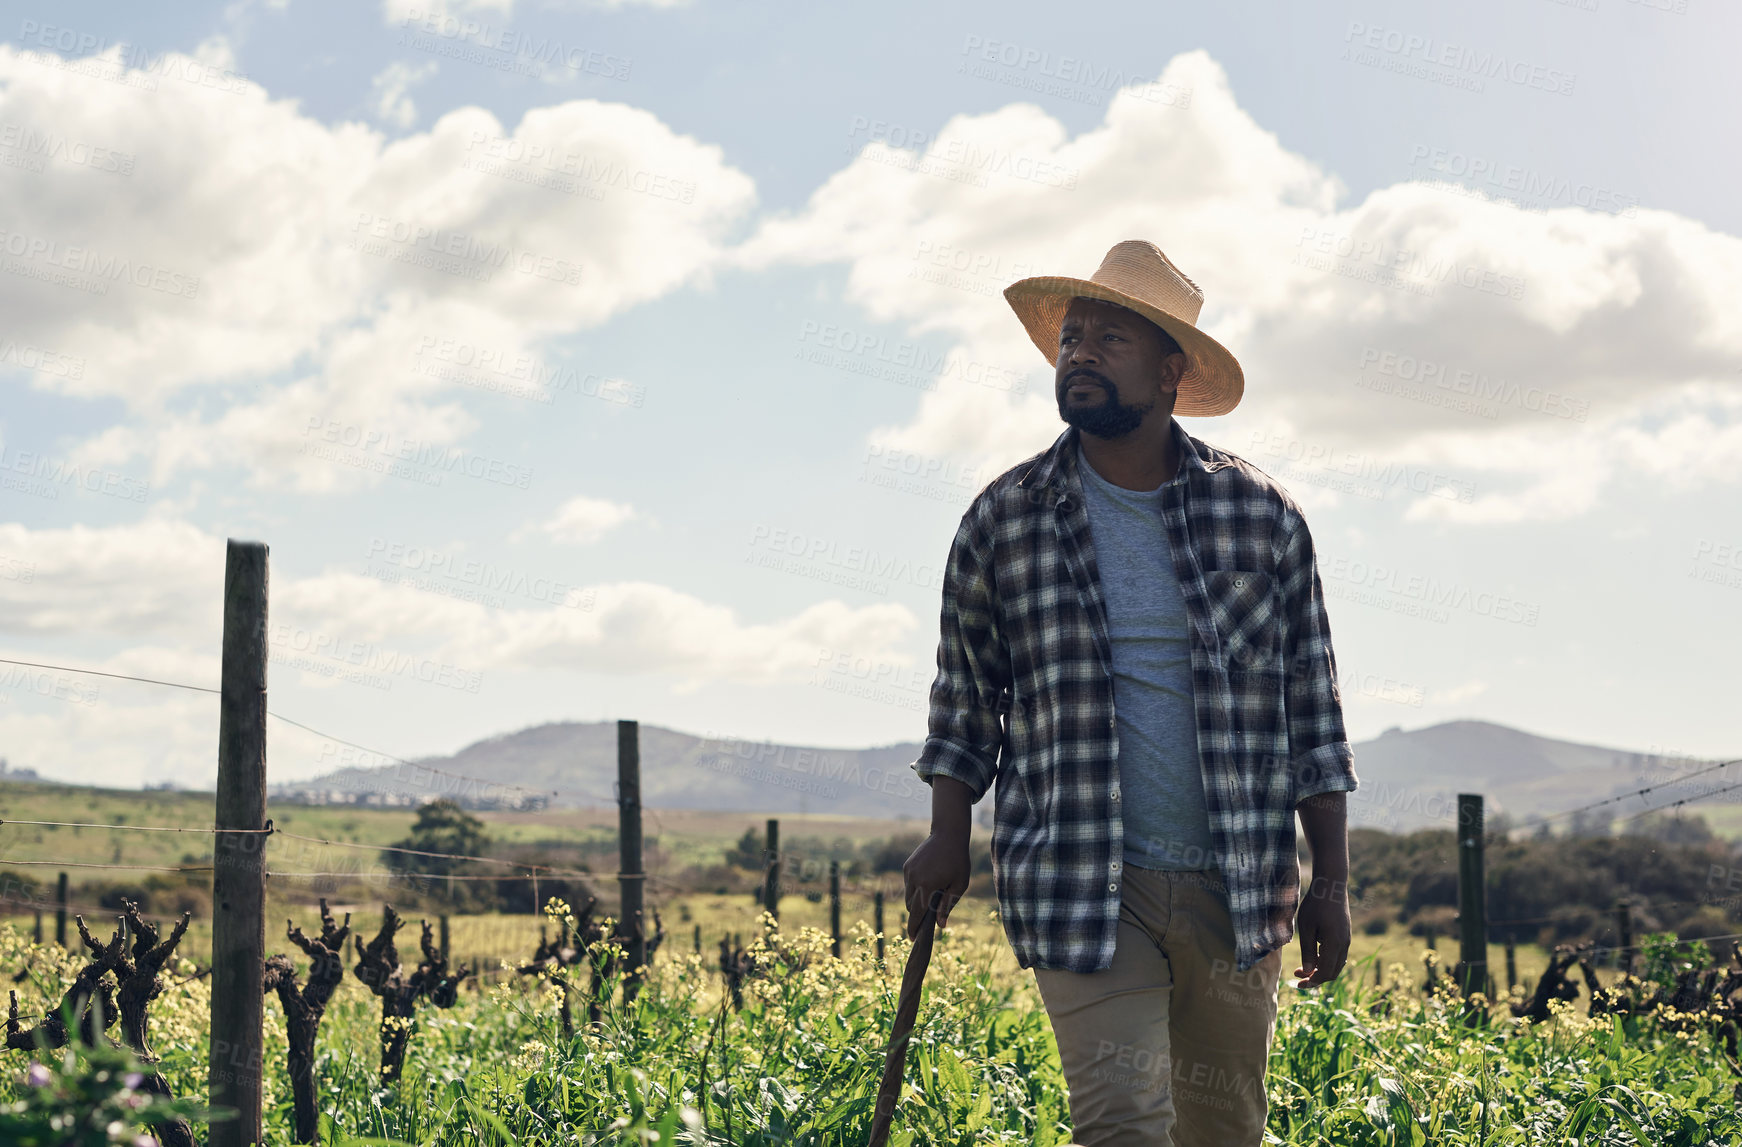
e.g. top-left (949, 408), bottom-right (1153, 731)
top-left (1004, 239), bottom-right (1243, 416)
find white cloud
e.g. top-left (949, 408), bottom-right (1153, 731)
top-left (0, 515), bottom-right (913, 782)
top-left (369, 60), bottom-right (437, 129)
top-left (0, 519), bottom-right (223, 638)
top-left (733, 49), bottom-right (1742, 522)
top-left (0, 43), bottom-right (756, 492)
top-left (0, 519), bottom-right (910, 681)
top-left (519, 494), bottom-right (638, 544)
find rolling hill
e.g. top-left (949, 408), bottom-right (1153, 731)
top-left (270, 718), bottom-right (1736, 833)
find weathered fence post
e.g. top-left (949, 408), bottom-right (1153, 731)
top-left (762, 818), bottom-right (780, 925)
top-left (439, 914), bottom-right (450, 962)
top-left (1505, 940), bottom-right (1517, 991)
top-left (55, 871), bottom-right (67, 946)
top-left (693, 924), bottom-right (701, 954)
top-left (829, 861), bottom-right (841, 958)
top-left (209, 539), bottom-right (269, 1147)
top-left (874, 890), bottom-right (885, 965)
top-left (1614, 899), bottom-right (1633, 973)
top-left (618, 719), bottom-right (646, 1002)
top-left (1456, 793), bottom-right (1487, 999)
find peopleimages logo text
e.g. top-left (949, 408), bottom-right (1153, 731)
top-left (1342, 23), bottom-right (1576, 95)
top-left (302, 419), bottom-right (534, 489)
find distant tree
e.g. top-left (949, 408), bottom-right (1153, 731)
top-left (386, 799), bottom-right (492, 884)
top-left (724, 827), bottom-right (765, 870)
top-left (1624, 810), bottom-right (1714, 845)
top-left (866, 833), bottom-right (926, 874)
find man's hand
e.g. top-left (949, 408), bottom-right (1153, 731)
top-left (902, 830), bottom-right (970, 938)
top-left (903, 775), bottom-right (975, 938)
top-left (1295, 791), bottom-right (1351, 989)
top-left (1293, 874), bottom-right (1351, 989)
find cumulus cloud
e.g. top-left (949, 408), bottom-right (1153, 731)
top-left (0, 519), bottom-right (911, 681)
top-left (0, 514), bottom-right (914, 781)
top-left (0, 43), bottom-right (756, 490)
top-left (517, 494), bottom-right (638, 544)
top-left (733, 49), bottom-right (1742, 522)
top-left (369, 60), bottom-right (437, 129)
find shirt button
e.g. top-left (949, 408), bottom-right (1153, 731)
top-left (1111, 788), bottom-right (1121, 801)
top-left (1108, 882), bottom-right (1118, 892)
top-left (1110, 861), bottom-right (1121, 872)
top-left (1234, 577), bottom-right (1246, 589)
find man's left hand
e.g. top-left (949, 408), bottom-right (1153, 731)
top-left (1292, 876), bottom-right (1351, 989)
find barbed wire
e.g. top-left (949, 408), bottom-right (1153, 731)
top-left (265, 870), bottom-right (541, 882)
top-left (0, 818), bottom-right (270, 833)
top-left (271, 829), bottom-right (589, 876)
top-left (264, 710), bottom-right (558, 799)
top-left (0, 859), bottom-right (214, 873)
top-left (1522, 756), bottom-right (1742, 828)
top-left (0, 653), bottom-right (556, 799)
top-left (0, 896), bottom-right (192, 925)
top-left (1578, 930), bottom-right (1742, 957)
top-left (1611, 778), bottom-right (1742, 825)
top-left (0, 657), bottom-right (218, 695)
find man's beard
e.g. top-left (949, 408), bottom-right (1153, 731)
top-left (1058, 373), bottom-right (1154, 438)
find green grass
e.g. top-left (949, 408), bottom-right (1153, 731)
top-left (5, 903), bottom-right (1739, 1146)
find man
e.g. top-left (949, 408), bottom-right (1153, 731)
top-left (903, 239), bottom-right (1357, 1146)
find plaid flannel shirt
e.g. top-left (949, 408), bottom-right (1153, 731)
top-left (912, 418), bottom-right (1358, 973)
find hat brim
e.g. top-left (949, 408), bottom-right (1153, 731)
top-left (1004, 276), bottom-right (1244, 417)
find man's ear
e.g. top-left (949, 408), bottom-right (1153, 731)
top-left (1157, 350), bottom-right (1188, 394)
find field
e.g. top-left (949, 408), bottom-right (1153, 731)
top-left (4, 784), bottom-right (1742, 1143)
top-left (3, 888), bottom-right (1741, 1145)
top-left (0, 781), bottom-right (926, 970)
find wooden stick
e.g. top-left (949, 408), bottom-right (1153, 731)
top-left (618, 720), bottom-right (645, 1001)
top-left (210, 539), bottom-right (269, 1147)
top-left (866, 903), bottom-right (937, 1147)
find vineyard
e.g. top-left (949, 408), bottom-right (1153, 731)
top-left (3, 895), bottom-right (1742, 1145)
top-left (2, 544), bottom-right (1741, 1144)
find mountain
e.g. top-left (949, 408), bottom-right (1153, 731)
top-left (271, 721), bottom-right (936, 820)
top-left (270, 718), bottom-right (1733, 832)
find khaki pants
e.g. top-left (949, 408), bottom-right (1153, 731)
top-left (1031, 866), bottom-right (1282, 1147)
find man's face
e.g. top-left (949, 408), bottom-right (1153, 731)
top-left (1054, 297), bottom-right (1186, 439)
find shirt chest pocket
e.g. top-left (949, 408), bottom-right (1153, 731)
top-left (1203, 570), bottom-right (1279, 671)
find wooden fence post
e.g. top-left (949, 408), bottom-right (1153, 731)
top-left (209, 539), bottom-right (269, 1147)
top-left (55, 872), bottom-right (67, 947)
top-left (439, 915), bottom-right (450, 962)
top-left (32, 909), bottom-right (41, 944)
top-left (618, 719), bottom-right (646, 1001)
top-left (1456, 793), bottom-right (1487, 998)
top-left (1615, 899), bottom-right (1633, 973)
top-left (829, 861), bottom-right (842, 958)
top-left (693, 924), bottom-right (701, 954)
top-left (1505, 940), bottom-right (1517, 991)
top-left (874, 889), bottom-right (885, 965)
top-left (762, 818), bottom-right (780, 926)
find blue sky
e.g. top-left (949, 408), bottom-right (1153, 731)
top-left (0, 0), bottom-right (1737, 788)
